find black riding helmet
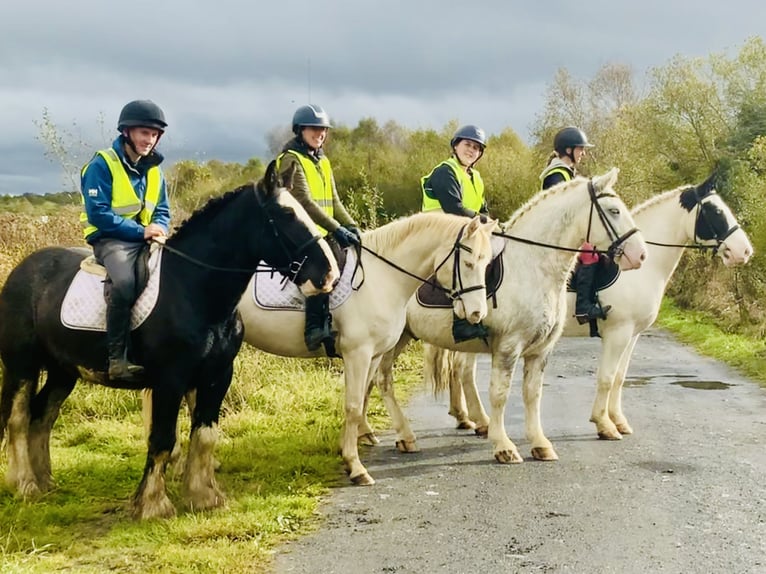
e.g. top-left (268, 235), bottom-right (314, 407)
top-left (292, 104), bottom-right (332, 135)
top-left (117, 100), bottom-right (168, 132)
top-left (450, 124), bottom-right (487, 149)
top-left (553, 126), bottom-right (593, 155)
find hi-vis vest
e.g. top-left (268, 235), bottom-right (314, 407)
top-left (421, 157), bottom-right (484, 212)
top-left (80, 148), bottom-right (161, 239)
top-left (277, 150), bottom-right (334, 236)
top-left (540, 164), bottom-right (574, 190)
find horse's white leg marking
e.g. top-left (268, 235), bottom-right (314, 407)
top-left (183, 425), bottom-right (225, 511)
top-left (374, 345), bottom-right (418, 453)
top-left (458, 353), bottom-right (489, 433)
top-left (342, 348), bottom-right (376, 485)
top-left (608, 334), bottom-right (640, 435)
top-left (488, 351), bottom-right (523, 464)
top-left (590, 325), bottom-right (634, 440)
top-left (522, 354), bottom-right (557, 461)
top-left (6, 379), bottom-right (40, 497)
top-left (133, 451), bottom-right (176, 520)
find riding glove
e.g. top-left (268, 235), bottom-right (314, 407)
top-left (333, 226), bottom-right (360, 248)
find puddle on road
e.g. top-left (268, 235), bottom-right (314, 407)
top-left (624, 375), bottom-right (732, 390)
top-left (670, 380), bottom-right (732, 390)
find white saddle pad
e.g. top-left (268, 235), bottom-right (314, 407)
top-left (252, 249), bottom-right (358, 311)
top-left (60, 249), bottom-right (163, 332)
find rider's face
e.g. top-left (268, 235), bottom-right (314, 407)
top-left (301, 126), bottom-right (328, 150)
top-left (126, 127), bottom-right (161, 157)
top-left (572, 146), bottom-right (587, 165)
top-left (454, 139), bottom-right (484, 167)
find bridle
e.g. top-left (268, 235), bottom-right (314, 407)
top-left (355, 223), bottom-right (487, 303)
top-left (156, 185), bottom-right (322, 282)
top-left (493, 179), bottom-right (639, 260)
top-left (644, 188), bottom-right (740, 254)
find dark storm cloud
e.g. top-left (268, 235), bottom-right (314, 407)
top-left (1, 0), bottom-right (764, 195)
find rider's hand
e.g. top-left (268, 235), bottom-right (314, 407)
top-left (144, 223), bottom-right (167, 241)
top-left (333, 226), bottom-right (360, 248)
top-left (343, 225), bottom-right (362, 242)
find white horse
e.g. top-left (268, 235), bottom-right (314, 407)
top-left (423, 174), bottom-right (753, 441)
top-left (370, 168), bottom-right (648, 464)
top-left (238, 212), bottom-right (496, 485)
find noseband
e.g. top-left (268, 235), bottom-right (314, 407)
top-left (585, 180), bottom-right (640, 261)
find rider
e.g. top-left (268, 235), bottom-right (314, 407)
top-left (421, 124), bottom-right (491, 342)
top-left (540, 126), bottom-right (610, 324)
top-left (80, 100), bottom-right (170, 383)
top-left (276, 104), bottom-right (361, 351)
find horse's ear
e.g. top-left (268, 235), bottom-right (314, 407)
top-left (261, 160), bottom-right (280, 199)
top-left (698, 171), bottom-right (718, 196)
top-left (465, 215), bottom-right (482, 236)
top-left (280, 163), bottom-right (297, 191)
top-left (593, 167), bottom-right (620, 193)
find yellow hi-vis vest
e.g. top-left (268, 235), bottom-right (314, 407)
top-left (540, 166), bottom-right (573, 190)
top-left (79, 148), bottom-right (161, 239)
top-left (277, 150), bottom-right (334, 236)
top-left (421, 157), bottom-right (485, 212)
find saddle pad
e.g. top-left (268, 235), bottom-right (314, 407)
top-left (252, 248), bottom-right (358, 311)
top-left (416, 253), bottom-right (505, 309)
top-left (61, 249), bottom-right (163, 332)
top-left (566, 258), bottom-right (621, 292)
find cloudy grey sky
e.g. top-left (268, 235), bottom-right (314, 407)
top-left (1, 0), bottom-right (764, 196)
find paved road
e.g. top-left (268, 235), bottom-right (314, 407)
top-left (274, 329), bottom-right (766, 574)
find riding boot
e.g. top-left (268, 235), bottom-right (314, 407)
top-left (452, 314), bottom-right (490, 343)
top-left (106, 299), bottom-right (144, 383)
top-left (304, 293), bottom-right (332, 351)
top-left (574, 263), bottom-right (611, 325)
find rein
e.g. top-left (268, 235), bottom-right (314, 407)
top-left (491, 179), bottom-right (639, 258)
top-left (154, 186), bottom-right (322, 282)
top-left (353, 223), bottom-right (485, 300)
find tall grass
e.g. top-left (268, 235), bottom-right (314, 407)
top-left (0, 209), bottom-right (426, 573)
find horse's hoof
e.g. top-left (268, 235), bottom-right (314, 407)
top-left (350, 472), bottom-right (375, 486)
top-left (18, 479), bottom-right (42, 499)
top-left (395, 439), bottom-right (420, 453)
top-left (531, 446), bottom-right (559, 461)
top-left (615, 422), bottom-right (633, 435)
top-left (474, 425), bottom-right (489, 438)
top-left (358, 432), bottom-right (380, 446)
top-left (494, 450), bottom-right (523, 464)
top-left (597, 428), bottom-right (623, 440)
top-left (132, 497), bottom-right (177, 520)
top-left (456, 420), bottom-right (477, 430)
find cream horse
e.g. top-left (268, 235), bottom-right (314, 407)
top-left (238, 212), bottom-right (496, 485)
top-left (423, 174), bottom-right (752, 441)
top-left (370, 168), bottom-right (648, 464)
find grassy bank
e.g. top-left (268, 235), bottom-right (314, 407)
top-left (657, 298), bottom-right (766, 387)
top-left (0, 344), bottom-right (424, 573)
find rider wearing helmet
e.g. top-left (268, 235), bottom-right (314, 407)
top-left (277, 104), bottom-right (360, 352)
top-left (80, 100), bottom-right (171, 383)
top-left (540, 126), bottom-right (610, 327)
top-left (422, 124), bottom-right (491, 342)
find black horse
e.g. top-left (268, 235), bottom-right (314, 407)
top-left (0, 160), bottom-right (338, 519)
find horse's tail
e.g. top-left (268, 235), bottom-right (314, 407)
top-left (424, 344), bottom-right (458, 396)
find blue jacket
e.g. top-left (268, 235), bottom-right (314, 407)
top-left (80, 137), bottom-right (171, 244)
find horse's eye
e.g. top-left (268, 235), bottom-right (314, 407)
top-left (609, 208), bottom-right (620, 216)
top-left (465, 261), bottom-right (475, 269)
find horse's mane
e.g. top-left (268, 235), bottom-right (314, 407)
top-left (631, 184), bottom-right (694, 216)
top-left (170, 184), bottom-right (252, 242)
top-left (363, 212), bottom-right (468, 252)
top-left (503, 176), bottom-right (586, 229)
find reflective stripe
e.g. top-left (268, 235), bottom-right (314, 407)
top-left (540, 166), bottom-right (573, 190)
top-left (80, 147), bottom-right (162, 239)
top-left (277, 150), bottom-right (334, 235)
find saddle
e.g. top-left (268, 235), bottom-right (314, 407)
top-left (61, 244), bottom-right (162, 332)
top-left (252, 247), bottom-right (358, 311)
top-left (416, 236), bottom-right (507, 309)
